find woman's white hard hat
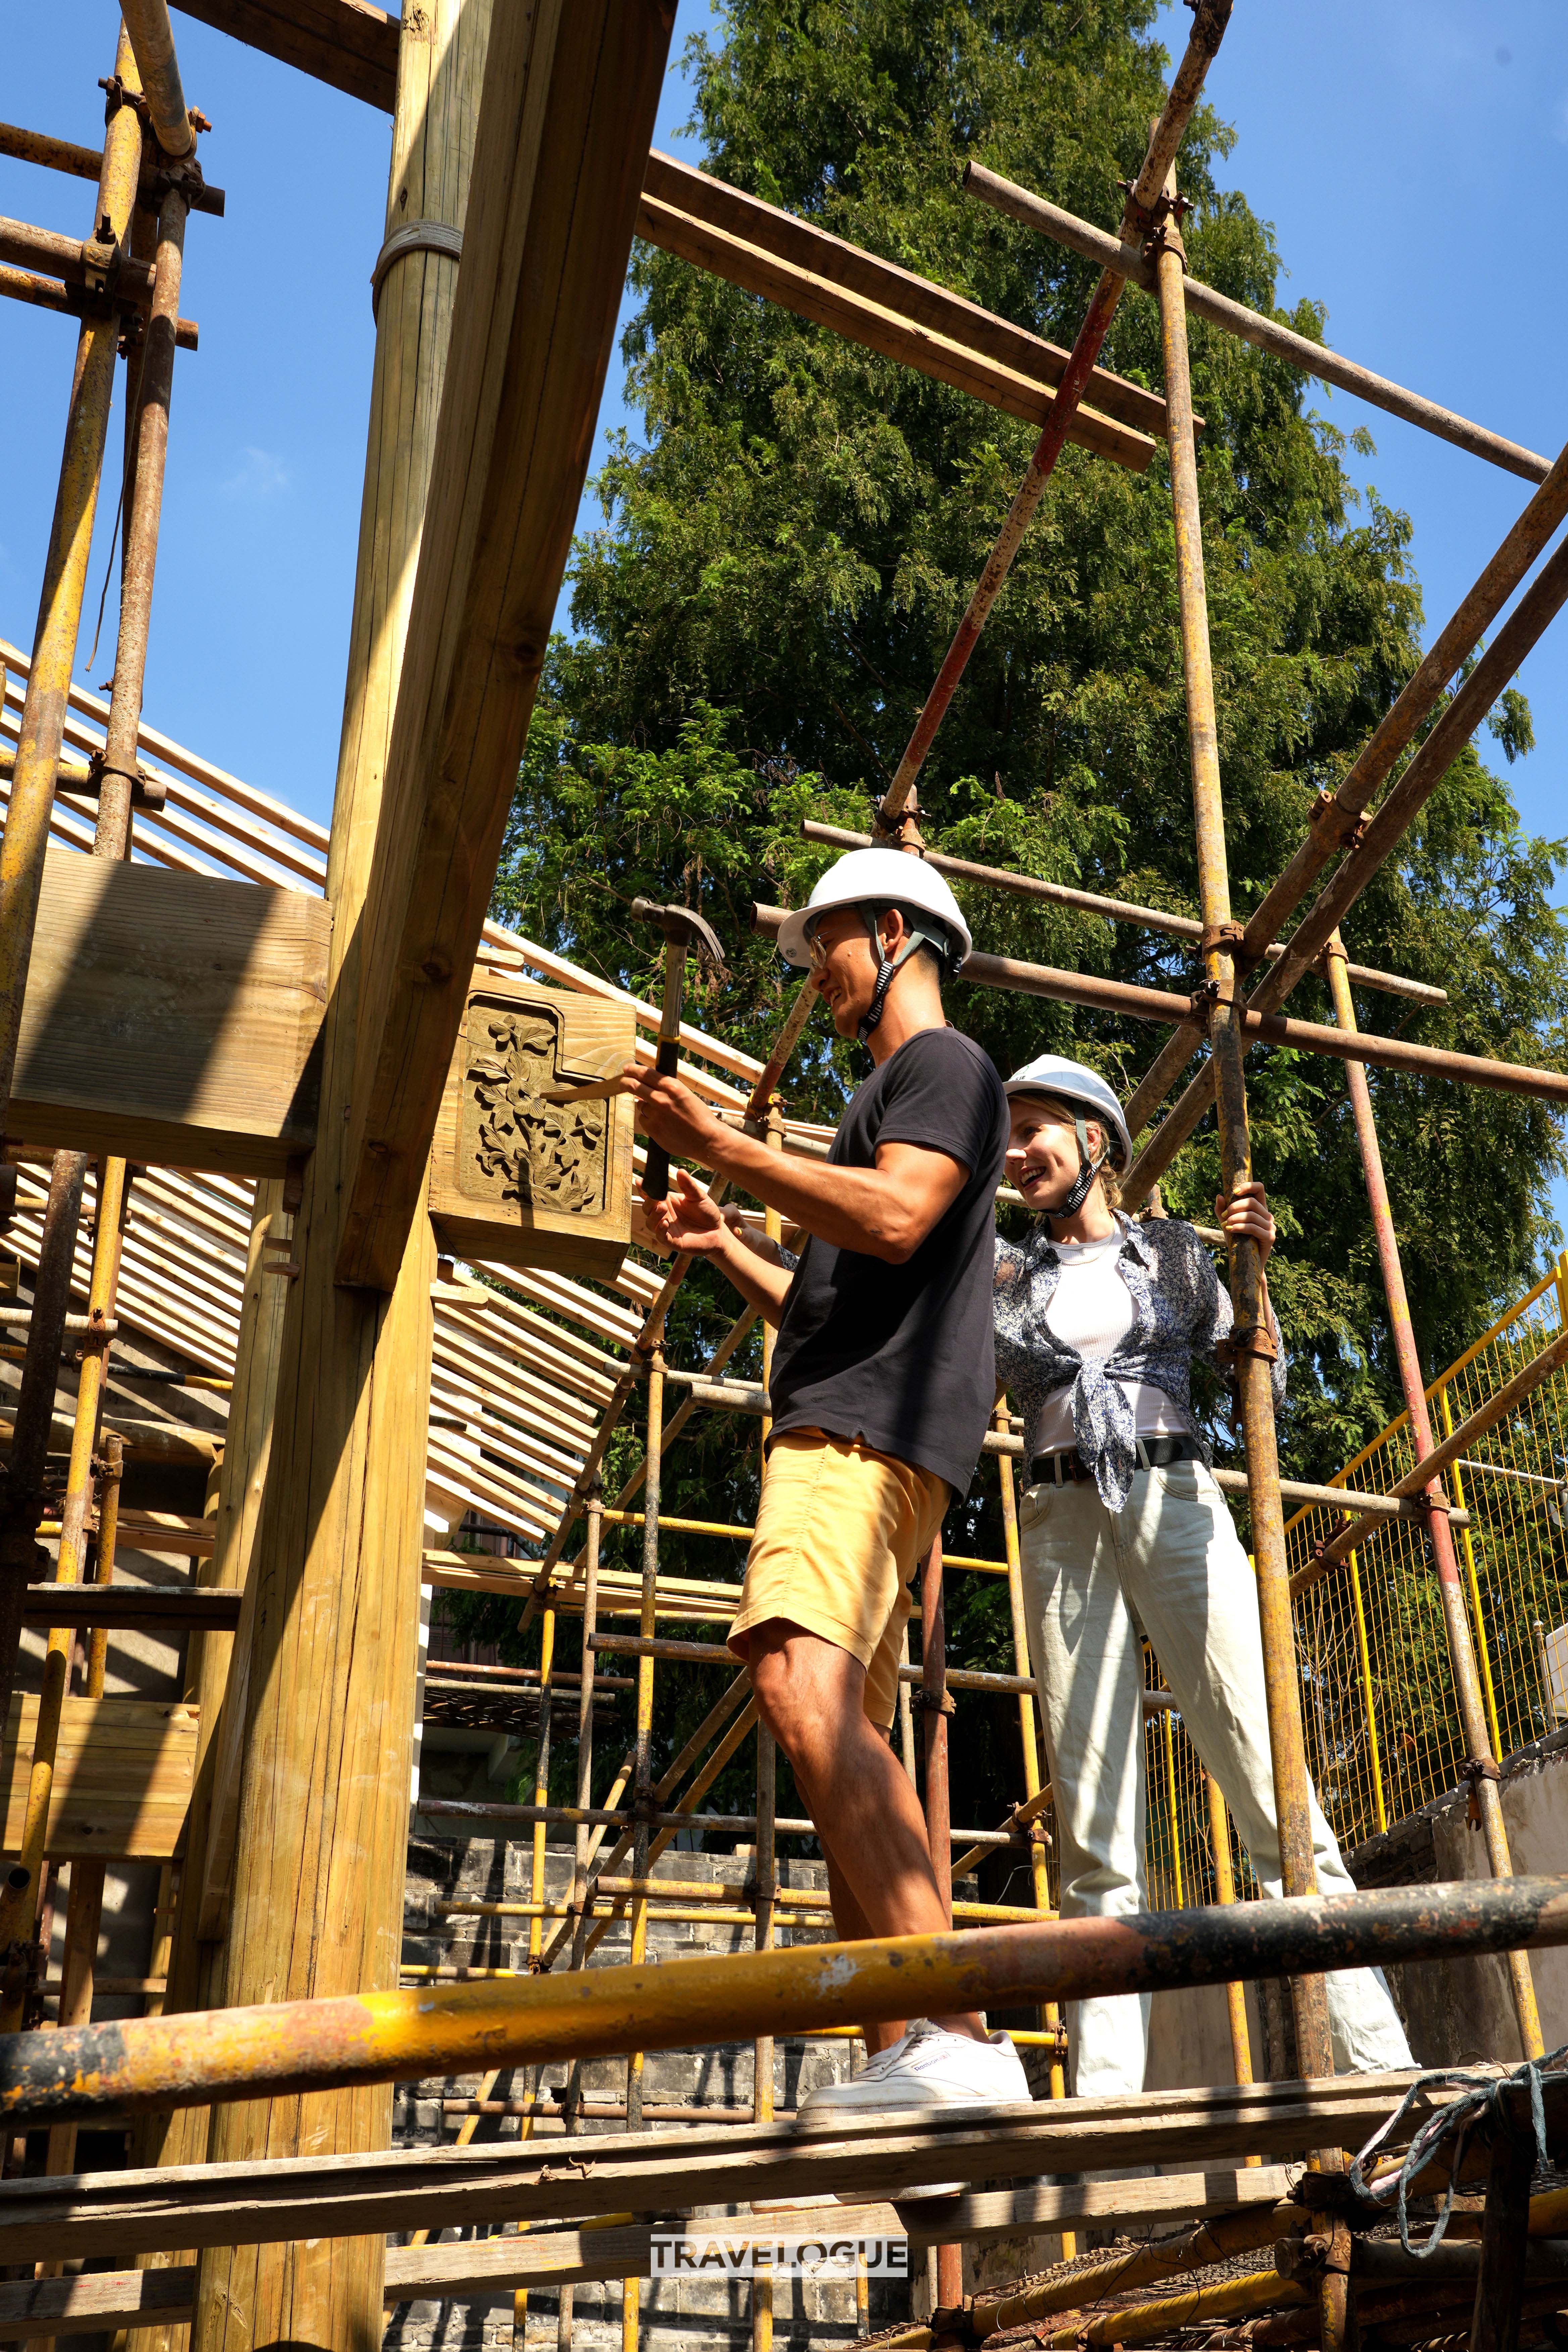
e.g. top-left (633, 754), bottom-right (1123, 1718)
top-left (1005, 1054), bottom-right (1134, 1172)
top-left (776, 846), bottom-right (973, 973)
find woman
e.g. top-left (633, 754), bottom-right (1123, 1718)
top-left (994, 1053), bottom-right (1413, 2095)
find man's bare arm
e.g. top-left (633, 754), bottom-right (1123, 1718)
top-left (626, 1068), bottom-right (967, 1263)
top-left (643, 1171), bottom-right (796, 1324)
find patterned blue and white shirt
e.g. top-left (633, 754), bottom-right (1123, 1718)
top-left (993, 1215), bottom-right (1286, 1513)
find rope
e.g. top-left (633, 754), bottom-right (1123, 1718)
top-left (1347, 2042), bottom-right (1568, 2257)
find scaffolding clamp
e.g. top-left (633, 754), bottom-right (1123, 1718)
top-left (1199, 919), bottom-right (1246, 957)
top-left (1460, 1754), bottom-right (1504, 1827)
top-left (913, 1685), bottom-right (957, 1716)
top-left (86, 750), bottom-right (168, 812)
top-left (1188, 976), bottom-right (1221, 1022)
top-left (99, 73), bottom-right (150, 128)
top-left (79, 216), bottom-right (121, 299)
top-left (1308, 787), bottom-right (1369, 852)
top-left (1216, 1320), bottom-right (1278, 1368)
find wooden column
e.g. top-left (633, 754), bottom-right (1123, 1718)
top-left (189, 5), bottom-right (491, 2349)
top-left (124, 1177), bottom-right (289, 2352)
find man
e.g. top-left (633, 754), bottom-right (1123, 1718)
top-left (629, 847), bottom-right (1029, 2114)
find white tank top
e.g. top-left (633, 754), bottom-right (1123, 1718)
top-left (1031, 1231), bottom-right (1192, 1454)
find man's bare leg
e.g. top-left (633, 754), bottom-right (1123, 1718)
top-left (746, 1619), bottom-right (985, 2042)
top-left (817, 1836), bottom-right (904, 2055)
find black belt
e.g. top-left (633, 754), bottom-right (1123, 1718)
top-left (1030, 1434), bottom-right (1203, 1487)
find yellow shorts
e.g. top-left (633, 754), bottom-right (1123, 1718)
top-left (728, 1427), bottom-right (949, 1730)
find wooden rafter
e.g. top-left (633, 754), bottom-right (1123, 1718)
top-left (639, 149), bottom-right (1176, 470)
top-left (169, 0), bottom-right (398, 112)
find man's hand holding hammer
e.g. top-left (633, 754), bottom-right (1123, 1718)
top-left (625, 883), bottom-right (981, 1304)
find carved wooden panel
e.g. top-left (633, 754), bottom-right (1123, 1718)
top-left (430, 978), bottom-right (634, 1278)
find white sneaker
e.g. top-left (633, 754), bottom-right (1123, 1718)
top-left (798, 2020), bottom-right (1031, 2196)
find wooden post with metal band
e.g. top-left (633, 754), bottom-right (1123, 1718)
top-left (1323, 931), bottom-right (1543, 2059)
top-left (189, 3), bottom-right (490, 2347)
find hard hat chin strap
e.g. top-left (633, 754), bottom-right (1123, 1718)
top-left (1047, 1115), bottom-right (1108, 1232)
top-left (858, 906), bottom-right (949, 1039)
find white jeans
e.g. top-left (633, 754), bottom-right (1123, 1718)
top-left (1017, 1457), bottom-right (1413, 2096)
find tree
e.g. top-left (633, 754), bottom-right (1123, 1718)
top-left (475, 0), bottom-right (1568, 1838)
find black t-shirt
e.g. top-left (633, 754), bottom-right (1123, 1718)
top-left (768, 1027), bottom-right (1008, 1497)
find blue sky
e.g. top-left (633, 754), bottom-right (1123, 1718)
top-left (4, 4), bottom-right (1565, 1216)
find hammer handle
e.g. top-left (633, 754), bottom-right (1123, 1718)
top-left (642, 1039), bottom-right (680, 1201)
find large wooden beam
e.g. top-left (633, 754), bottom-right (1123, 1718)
top-left (123, 1178), bottom-right (290, 2351)
top-left (7, 850), bottom-right (327, 1175)
top-left (170, 0), bottom-right (397, 110)
top-left (187, 3), bottom-right (484, 2346)
top-left (334, 0), bottom-right (679, 1292)
top-left (638, 149), bottom-right (1174, 463)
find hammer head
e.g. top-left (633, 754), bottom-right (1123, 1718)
top-left (629, 897), bottom-right (727, 981)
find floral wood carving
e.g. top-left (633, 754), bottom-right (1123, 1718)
top-left (457, 996), bottom-right (609, 1215)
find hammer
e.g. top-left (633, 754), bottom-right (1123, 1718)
top-left (631, 898), bottom-right (727, 1200)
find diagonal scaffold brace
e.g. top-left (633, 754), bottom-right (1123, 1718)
top-left (871, 0), bottom-right (1234, 840)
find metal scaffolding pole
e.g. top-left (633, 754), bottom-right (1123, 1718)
top-left (0, 26), bottom-right (147, 1741)
top-left (873, 0), bottom-right (1234, 833)
top-left (1324, 935), bottom-right (1543, 2059)
top-left (1151, 164), bottom-right (1335, 2090)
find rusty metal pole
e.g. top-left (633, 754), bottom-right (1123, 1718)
top-left (1324, 937), bottom-right (1543, 2059)
top-left (1204, 1769), bottom-right (1258, 2103)
top-left (96, 166), bottom-right (192, 853)
top-left (0, 34), bottom-right (142, 1137)
top-left (0, 1152), bottom-right (88, 1754)
top-left (1152, 174), bottom-right (1335, 2083)
top-left (751, 1720), bottom-right (776, 2352)
top-left (873, 0), bottom-right (1233, 834)
top-left (625, 1338), bottom-right (664, 2135)
top-left (995, 1408), bottom-right (1076, 2256)
top-left (85, 1431), bottom-right (123, 1699)
top-left (919, 1536), bottom-right (964, 2315)
top-left (0, 1156), bottom-right (128, 2008)
top-left (0, 36), bottom-right (154, 1741)
top-left (116, 0), bottom-right (196, 161)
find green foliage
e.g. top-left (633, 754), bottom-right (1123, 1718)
top-left (481, 0), bottom-right (1568, 1839)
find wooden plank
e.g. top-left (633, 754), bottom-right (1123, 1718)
top-left (0, 2171), bottom-right (1295, 2333)
top-left (335, 0), bottom-right (678, 1291)
top-left (0, 1414), bottom-right (220, 1467)
top-left (381, 2171), bottom-right (1297, 2298)
top-left (640, 151), bottom-right (1176, 445)
top-left (20, 1587), bottom-right (238, 1633)
top-left (169, 0), bottom-right (398, 110)
top-left (0, 1696), bottom-right (197, 1862)
top-left (8, 849), bottom-right (328, 1176)
top-left (637, 187), bottom-right (1154, 473)
top-left (0, 2264), bottom-right (196, 2343)
top-left (0, 2078), bottom-right (1447, 2263)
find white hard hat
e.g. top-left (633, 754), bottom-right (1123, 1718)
top-left (1005, 1055), bottom-right (1133, 1172)
top-left (776, 847), bottom-right (973, 974)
